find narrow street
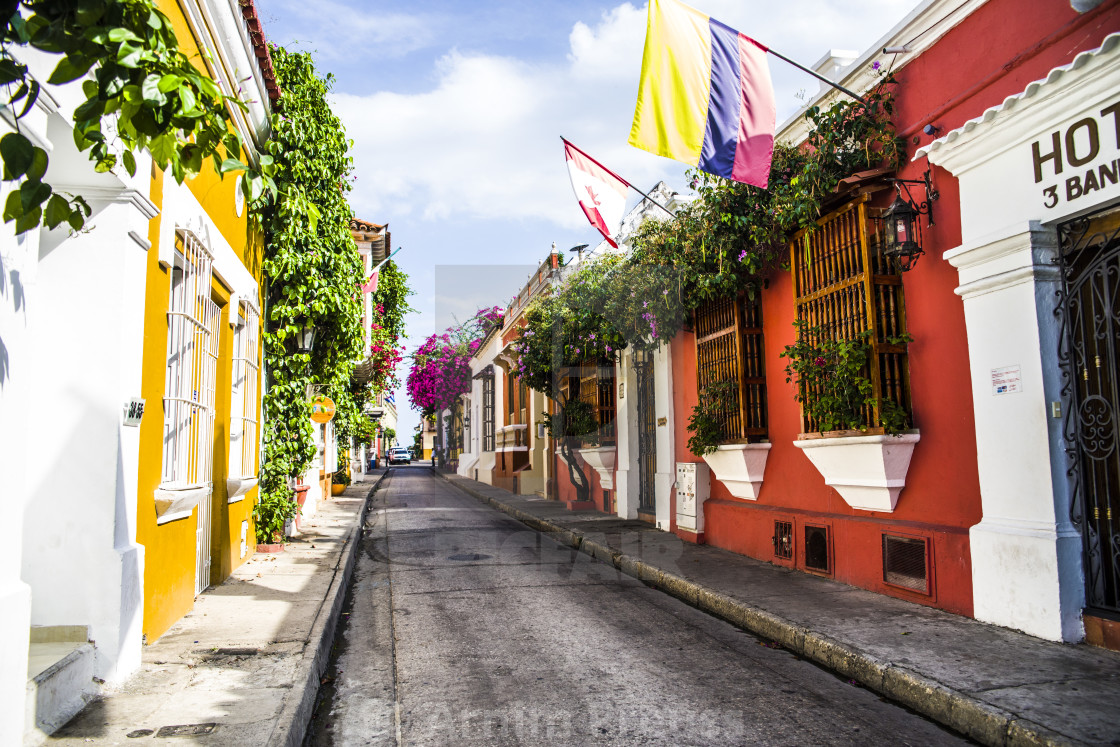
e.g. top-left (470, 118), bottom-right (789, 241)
top-left (307, 468), bottom-right (967, 746)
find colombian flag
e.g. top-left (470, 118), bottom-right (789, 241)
top-left (628, 0), bottom-right (776, 189)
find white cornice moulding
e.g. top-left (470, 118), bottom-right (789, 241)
top-left (154, 486), bottom-right (210, 524)
top-left (53, 185), bottom-right (159, 220)
top-left (919, 33), bottom-right (1120, 174)
top-left (226, 477), bottom-right (258, 503)
top-left (793, 433), bottom-right (920, 512)
top-left (701, 443), bottom-right (771, 500)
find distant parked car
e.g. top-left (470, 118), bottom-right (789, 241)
top-left (389, 447), bottom-right (411, 465)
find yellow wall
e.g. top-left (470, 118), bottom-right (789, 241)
top-left (137, 0), bottom-right (265, 641)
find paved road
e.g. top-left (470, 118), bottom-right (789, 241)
top-left (307, 467), bottom-right (968, 746)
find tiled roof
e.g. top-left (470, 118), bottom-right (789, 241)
top-left (238, 0), bottom-right (281, 104)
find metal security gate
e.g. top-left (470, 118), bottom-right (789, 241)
top-left (635, 355), bottom-right (657, 517)
top-left (1057, 205), bottom-right (1120, 614)
top-left (194, 298), bottom-right (220, 596)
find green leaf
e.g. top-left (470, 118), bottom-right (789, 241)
top-left (0, 58), bottom-right (25, 86)
top-left (177, 86), bottom-right (198, 115)
top-left (20, 180), bottom-right (51, 212)
top-left (157, 74), bottom-right (184, 93)
top-left (3, 190), bottom-right (23, 222)
top-left (116, 43), bottom-right (143, 68)
top-left (15, 206), bottom-right (42, 234)
top-left (26, 147), bottom-right (48, 182)
top-left (107, 27), bottom-right (141, 43)
top-left (68, 209), bottom-right (86, 231)
top-left (122, 150), bottom-right (137, 177)
top-left (48, 55), bottom-right (95, 85)
top-left (141, 74), bottom-right (166, 106)
top-left (43, 194), bottom-right (72, 229)
top-left (220, 158), bottom-right (246, 174)
top-left (0, 132), bottom-right (35, 180)
top-left (149, 134), bottom-right (177, 168)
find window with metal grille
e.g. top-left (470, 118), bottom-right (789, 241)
top-left (694, 292), bottom-right (767, 443)
top-left (883, 534), bottom-right (929, 593)
top-left (773, 520), bottom-right (793, 560)
top-left (482, 374), bottom-right (495, 452)
top-left (804, 525), bottom-right (830, 573)
top-left (163, 230), bottom-right (220, 489)
top-left (229, 302), bottom-right (260, 479)
top-left (578, 360), bottom-right (616, 445)
top-left (790, 194), bottom-right (911, 433)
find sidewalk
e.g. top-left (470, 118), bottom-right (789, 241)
top-left (440, 471), bottom-right (1120, 747)
top-left (48, 471), bottom-right (387, 747)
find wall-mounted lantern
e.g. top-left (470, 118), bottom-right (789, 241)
top-left (882, 170), bottom-right (938, 272)
top-left (294, 320), bottom-right (317, 354)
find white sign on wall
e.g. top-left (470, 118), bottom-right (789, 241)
top-left (991, 365), bottom-right (1023, 396)
top-left (122, 398), bottom-right (146, 426)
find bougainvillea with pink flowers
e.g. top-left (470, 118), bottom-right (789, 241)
top-left (368, 303), bottom-right (404, 393)
top-left (406, 306), bottom-right (503, 415)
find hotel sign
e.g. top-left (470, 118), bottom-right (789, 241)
top-left (1034, 100), bottom-right (1120, 211)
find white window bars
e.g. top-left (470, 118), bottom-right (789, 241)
top-left (162, 229), bottom-right (219, 490)
top-left (229, 302), bottom-right (261, 479)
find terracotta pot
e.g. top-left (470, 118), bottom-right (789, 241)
top-left (256, 543), bottom-right (285, 554)
top-left (294, 485), bottom-right (310, 530)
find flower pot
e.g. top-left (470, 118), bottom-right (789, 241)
top-left (701, 443), bottom-right (772, 500)
top-left (793, 431), bottom-right (920, 512)
top-left (294, 485), bottom-right (310, 530)
top-left (331, 483), bottom-right (346, 496)
top-left (577, 446), bottom-right (617, 489)
top-left (256, 543), bottom-right (285, 554)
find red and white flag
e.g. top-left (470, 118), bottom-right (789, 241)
top-left (360, 269), bottom-right (379, 294)
top-left (563, 138), bottom-right (630, 248)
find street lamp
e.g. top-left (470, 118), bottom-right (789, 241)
top-left (294, 320), bottom-right (317, 354)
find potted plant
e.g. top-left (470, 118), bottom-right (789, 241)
top-left (687, 379), bottom-right (771, 500)
top-left (253, 488), bottom-right (297, 553)
top-left (781, 321), bottom-right (918, 512)
top-left (331, 468), bottom-right (349, 496)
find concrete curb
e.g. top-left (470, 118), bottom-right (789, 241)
top-left (270, 470), bottom-right (391, 747)
top-left (437, 472), bottom-right (1074, 747)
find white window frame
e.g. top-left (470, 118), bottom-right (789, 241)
top-left (229, 302), bottom-right (261, 479)
top-left (162, 229), bottom-right (219, 489)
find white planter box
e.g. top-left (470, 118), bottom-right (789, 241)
top-left (577, 446), bottom-right (617, 490)
top-left (701, 443), bottom-right (772, 500)
top-left (793, 432), bottom-right (920, 512)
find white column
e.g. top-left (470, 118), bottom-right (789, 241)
top-left (947, 221), bottom-right (1084, 641)
top-left (654, 343), bottom-right (676, 530)
top-left (614, 351), bottom-right (640, 519)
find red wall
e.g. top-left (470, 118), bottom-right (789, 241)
top-left (670, 0), bottom-right (1120, 617)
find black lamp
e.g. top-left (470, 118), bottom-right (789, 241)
top-left (294, 321), bottom-right (317, 354)
top-left (882, 170), bottom-right (938, 272)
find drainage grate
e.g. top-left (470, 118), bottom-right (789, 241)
top-left (883, 534), bottom-right (929, 593)
top-left (773, 521), bottom-right (793, 560)
top-left (154, 723), bottom-right (217, 737)
top-left (448, 553), bottom-right (492, 561)
top-left (804, 525), bottom-right (830, 573)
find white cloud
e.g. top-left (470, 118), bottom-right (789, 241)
top-left (257, 0), bottom-right (435, 61)
top-left (333, 1), bottom-right (920, 231)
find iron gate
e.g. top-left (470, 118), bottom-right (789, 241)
top-left (636, 356), bottom-right (657, 515)
top-left (1057, 204), bottom-right (1120, 614)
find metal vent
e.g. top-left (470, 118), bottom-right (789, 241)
top-left (773, 521), bottom-right (793, 560)
top-left (804, 525), bottom-right (830, 572)
top-left (883, 535), bottom-right (929, 593)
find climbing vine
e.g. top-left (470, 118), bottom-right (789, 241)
top-left (1, 0), bottom-right (275, 234)
top-left (253, 45), bottom-right (362, 543)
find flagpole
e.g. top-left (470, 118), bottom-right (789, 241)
top-left (561, 137), bottom-right (677, 218)
top-left (760, 45), bottom-right (868, 106)
top-left (364, 247), bottom-right (401, 285)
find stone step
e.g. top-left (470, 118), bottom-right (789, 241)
top-left (24, 626), bottom-right (98, 745)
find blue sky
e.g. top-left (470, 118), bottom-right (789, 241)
top-left (254, 0), bottom-right (922, 438)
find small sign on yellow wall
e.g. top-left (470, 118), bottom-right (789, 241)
top-left (311, 395), bottom-right (336, 423)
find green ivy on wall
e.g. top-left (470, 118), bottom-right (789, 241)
top-left (252, 45), bottom-right (362, 544)
top-left (1, 0), bottom-right (276, 234)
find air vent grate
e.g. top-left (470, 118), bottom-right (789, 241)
top-left (773, 521), bottom-right (793, 560)
top-left (883, 534), bottom-right (929, 593)
top-left (804, 525), bottom-right (830, 572)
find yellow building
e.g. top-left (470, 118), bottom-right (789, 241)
top-left (136, 0), bottom-right (278, 642)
